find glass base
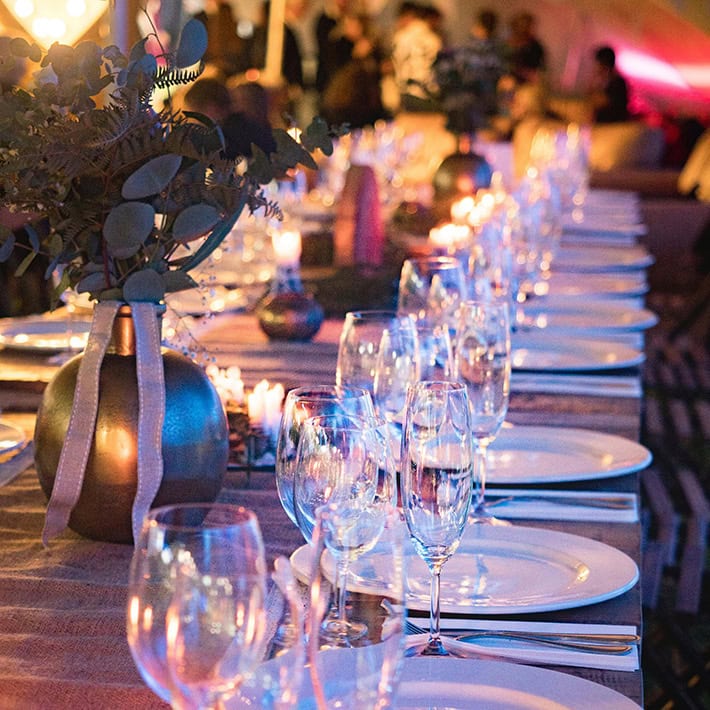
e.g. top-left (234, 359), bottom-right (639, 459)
top-left (406, 637), bottom-right (467, 657)
top-left (319, 617), bottom-right (368, 647)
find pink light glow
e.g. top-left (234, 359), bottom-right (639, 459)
top-left (617, 49), bottom-right (688, 90)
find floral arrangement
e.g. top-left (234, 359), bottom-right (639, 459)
top-left (0, 18), bottom-right (342, 304)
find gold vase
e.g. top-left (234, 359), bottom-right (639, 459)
top-left (34, 304), bottom-right (229, 543)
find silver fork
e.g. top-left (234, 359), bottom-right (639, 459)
top-left (404, 619), bottom-right (636, 655)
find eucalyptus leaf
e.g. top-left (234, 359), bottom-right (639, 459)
top-left (0, 232), bottom-right (15, 262)
top-left (122, 154), bottom-right (183, 199)
top-left (173, 204), bottom-right (221, 243)
top-left (123, 269), bottom-right (165, 302)
top-left (163, 270), bottom-right (198, 293)
top-left (125, 53), bottom-right (158, 88)
top-left (175, 18), bottom-right (208, 68)
top-left (76, 271), bottom-right (108, 293)
top-left (25, 222), bottom-right (40, 252)
top-left (103, 202), bottom-right (155, 258)
top-left (179, 197), bottom-right (246, 272)
top-left (14, 249), bottom-right (36, 277)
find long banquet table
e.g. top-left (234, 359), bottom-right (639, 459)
top-left (0, 304), bottom-right (646, 708)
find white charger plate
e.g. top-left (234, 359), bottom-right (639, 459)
top-left (487, 424), bottom-right (651, 484)
top-left (0, 421), bottom-right (26, 457)
top-left (520, 302), bottom-right (658, 334)
top-left (393, 657), bottom-right (640, 709)
top-left (543, 272), bottom-right (648, 297)
top-left (0, 317), bottom-right (91, 352)
top-left (553, 245), bottom-right (654, 272)
top-left (291, 523), bottom-right (639, 615)
top-left (511, 333), bottom-right (645, 371)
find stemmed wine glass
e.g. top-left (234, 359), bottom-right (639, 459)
top-left (306, 503), bottom-right (406, 707)
top-left (454, 299), bottom-right (512, 524)
top-left (336, 310), bottom-right (417, 396)
top-left (293, 414), bottom-right (395, 645)
top-left (372, 320), bottom-right (420, 426)
top-left (400, 381), bottom-right (474, 657)
top-left (275, 385), bottom-right (376, 531)
top-left (127, 503), bottom-right (267, 708)
top-left (397, 256), bottom-right (467, 331)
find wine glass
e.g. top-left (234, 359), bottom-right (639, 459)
top-left (305, 502), bottom-right (406, 707)
top-left (293, 414), bottom-right (395, 645)
top-left (216, 556), bottom-right (305, 710)
top-left (414, 321), bottom-right (454, 381)
top-left (372, 320), bottom-right (420, 426)
top-left (397, 256), bottom-right (467, 330)
top-left (454, 300), bottom-right (511, 524)
top-left (336, 310), bottom-right (417, 396)
top-left (400, 381), bottom-right (474, 657)
top-left (127, 503), bottom-right (267, 707)
top-left (275, 385), bottom-right (375, 530)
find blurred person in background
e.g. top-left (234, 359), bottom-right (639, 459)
top-left (589, 45), bottom-right (630, 123)
top-left (389, 1), bottom-right (444, 112)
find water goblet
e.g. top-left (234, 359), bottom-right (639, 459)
top-left (397, 256), bottom-right (467, 331)
top-left (293, 414), bottom-right (395, 645)
top-left (454, 300), bottom-right (511, 524)
top-left (400, 380), bottom-right (474, 657)
top-left (305, 503), bottom-right (406, 708)
top-left (275, 385), bottom-right (375, 530)
top-left (336, 310), bottom-right (417, 395)
top-left (127, 503), bottom-right (267, 707)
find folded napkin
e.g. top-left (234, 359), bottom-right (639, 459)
top-left (511, 372), bottom-right (642, 398)
top-left (406, 618), bottom-right (639, 671)
top-left (0, 441), bottom-right (34, 487)
top-left (485, 488), bottom-right (639, 523)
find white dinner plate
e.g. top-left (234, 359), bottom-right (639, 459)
top-left (487, 424), bottom-right (652, 484)
top-left (291, 523), bottom-right (639, 615)
top-left (543, 272), bottom-right (648, 298)
top-left (561, 214), bottom-right (647, 238)
top-left (0, 317), bottom-right (91, 352)
top-left (553, 245), bottom-right (654, 272)
top-left (520, 301), bottom-right (658, 334)
top-left (0, 421), bottom-right (26, 457)
top-left (511, 333), bottom-right (645, 371)
top-left (393, 657), bottom-right (641, 709)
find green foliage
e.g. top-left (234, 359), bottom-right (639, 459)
top-left (0, 18), bottom-right (341, 303)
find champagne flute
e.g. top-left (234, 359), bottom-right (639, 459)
top-left (275, 385), bottom-right (375, 531)
top-left (127, 503), bottom-right (267, 707)
top-left (293, 414), bottom-right (395, 644)
top-left (397, 256), bottom-right (467, 330)
top-left (401, 381), bottom-right (474, 657)
top-left (306, 503), bottom-right (406, 708)
top-left (454, 300), bottom-right (511, 524)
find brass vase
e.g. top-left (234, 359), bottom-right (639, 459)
top-left (34, 304), bottom-right (229, 543)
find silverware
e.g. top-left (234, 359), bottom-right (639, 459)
top-left (486, 493), bottom-right (635, 510)
top-left (405, 620), bottom-right (637, 655)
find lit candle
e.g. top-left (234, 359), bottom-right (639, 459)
top-left (206, 364), bottom-right (245, 408)
top-left (272, 228), bottom-right (302, 267)
top-left (429, 223), bottom-right (470, 252)
top-left (247, 379), bottom-right (284, 435)
top-left (450, 196), bottom-right (475, 224)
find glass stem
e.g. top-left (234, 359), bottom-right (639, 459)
top-left (428, 567), bottom-right (442, 644)
top-left (335, 554), bottom-right (349, 630)
top-left (474, 442), bottom-right (488, 512)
